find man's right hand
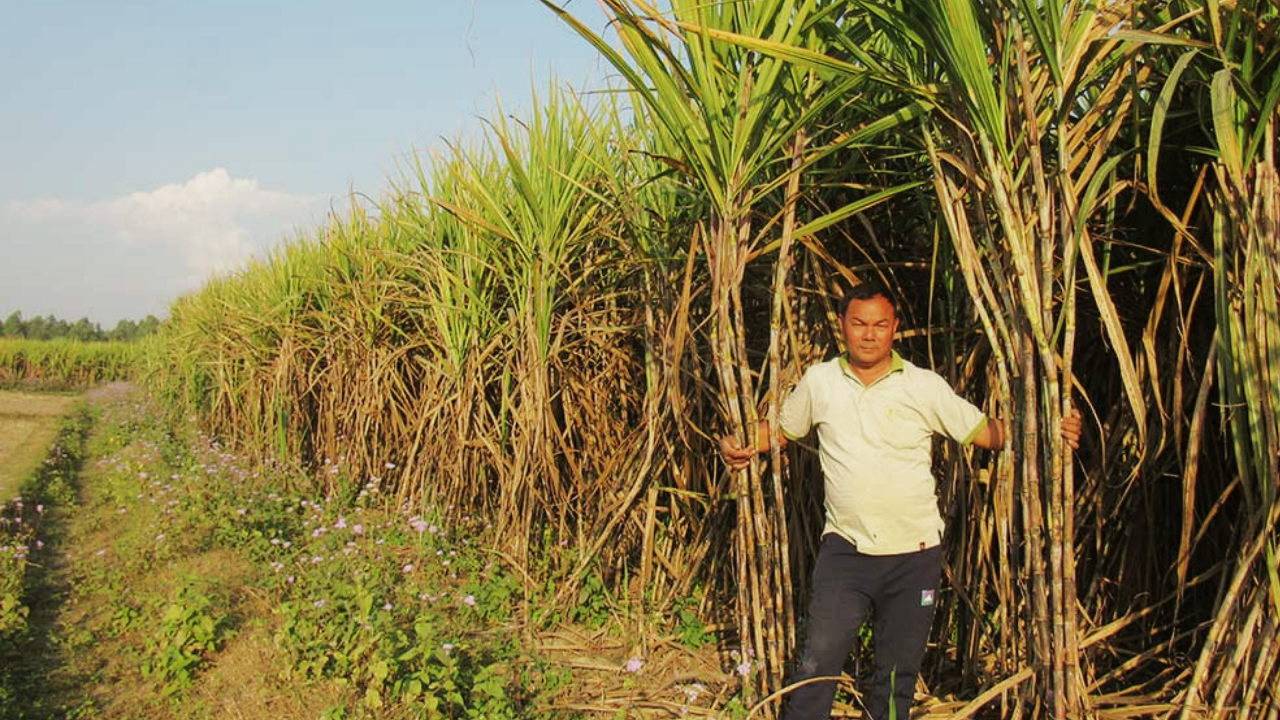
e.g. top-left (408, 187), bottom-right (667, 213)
top-left (720, 435), bottom-right (756, 470)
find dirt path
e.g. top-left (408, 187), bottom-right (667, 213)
top-left (0, 389), bottom-right (79, 499)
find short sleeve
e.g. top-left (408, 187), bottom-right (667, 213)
top-left (918, 372), bottom-right (987, 443)
top-left (778, 368), bottom-right (816, 440)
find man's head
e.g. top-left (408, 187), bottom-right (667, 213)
top-left (838, 280), bottom-right (899, 371)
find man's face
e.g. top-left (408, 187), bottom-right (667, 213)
top-left (841, 295), bottom-right (899, 369)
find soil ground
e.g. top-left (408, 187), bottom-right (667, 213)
top-left (0, 389), bottom-right (78, 499)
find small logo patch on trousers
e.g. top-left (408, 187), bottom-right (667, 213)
top-left (920, 589), bottom-right (935, 607)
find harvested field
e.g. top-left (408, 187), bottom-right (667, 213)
top-left (0, 390), bottom-right (78, 499)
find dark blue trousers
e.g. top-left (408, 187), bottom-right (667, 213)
top-left (784, 535), bottom-right (941, 720)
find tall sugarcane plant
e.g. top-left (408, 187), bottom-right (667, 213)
top-left (548, 0), bottom-right (831, 703)
top-left (1145, 3), bottom-right (1280, 718)
top-left (900, 1), bottom-right (1156, 715)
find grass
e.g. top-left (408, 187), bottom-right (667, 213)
top-left (0, 384), bottom-right (744, 720)
top-left (0, 390), bottom-right (78, 500)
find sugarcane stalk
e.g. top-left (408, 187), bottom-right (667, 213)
top-left (1011, 12), bottom-right (1073, 708)
top-left (707, 206), bottom-right (758, 704)
top-left (767, 130), bottom-right (807, 669)
top-left (1018, 334), bottom-right (1053, 710)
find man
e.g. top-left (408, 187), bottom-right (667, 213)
top-left (721, 280), bottom-right (1082, 720)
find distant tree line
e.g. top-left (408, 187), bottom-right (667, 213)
top-left (2, 311), bottom-right (161, 343)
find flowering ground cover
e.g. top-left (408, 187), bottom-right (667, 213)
top-left (0, 385), bottom-right (743, 719)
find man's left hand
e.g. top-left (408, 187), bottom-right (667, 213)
top-left (1061, 408), bottom-right (1083, 451)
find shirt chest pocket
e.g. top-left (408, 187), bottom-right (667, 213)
top-left (876, 403), bottom-right (930, 449)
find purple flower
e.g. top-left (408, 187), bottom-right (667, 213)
top-left (402, 563), bottom-right (414, 573)
top-left (463, 594), bottom-right (476, 607)
top-left (624, 657), bottom-right (644, 673)
top-left (736, 660), bottom-right (752, 677)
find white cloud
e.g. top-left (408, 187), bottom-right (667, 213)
top-left (1, 169), bottom-right (330, 324)
top-left (13, 168), bottom-right (323, 281)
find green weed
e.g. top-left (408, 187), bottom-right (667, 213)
top-left (140, 583), bottom-right (228, 694)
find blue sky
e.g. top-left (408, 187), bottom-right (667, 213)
top-left (1, 0), bottom-right (615, 326)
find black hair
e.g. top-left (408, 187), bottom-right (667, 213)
top-left (837, 279), bottom-right (898, 318)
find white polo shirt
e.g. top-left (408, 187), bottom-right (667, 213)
top-left (779, 352), bottom-right (988, 555)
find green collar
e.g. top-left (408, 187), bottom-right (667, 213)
top-left (839, 350), bottom-right (905, 382)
